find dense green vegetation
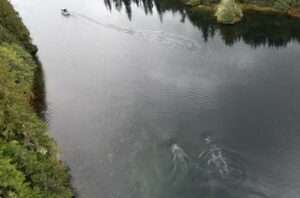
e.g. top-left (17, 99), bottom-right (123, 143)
top-left (273, 0), bottom-right (300, 12)
top-left (215, 0), bottom-right (243, 24)
top-left (184, 0), bottom-right (300, 23)
top-left (185, 0), bottom-right (300, 12)
top-left (0, 0), bottom-right (72, 197)
top-left (0, 0), bottom-right (37, 54)
top-left (105, 0), bottom-right (300, 25)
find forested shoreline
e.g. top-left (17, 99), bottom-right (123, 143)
top-left (183, 0), bottom-right (300, 23)
top-left (104, 0), bottom-right (300, 46)
top-left (0, 0), bottom-right (73, 197)
top-left (0, 0), bottom-right (299, 197)
top-left (105, 0), bottom-right (300, 24)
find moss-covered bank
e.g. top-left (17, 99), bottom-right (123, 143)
top-left (0, 0), bottom-right (72, 197)
top-left (183, 0), bottom-right (300, 24)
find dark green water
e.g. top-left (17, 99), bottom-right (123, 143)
top-left (12, 0), bottom-right (300, 197)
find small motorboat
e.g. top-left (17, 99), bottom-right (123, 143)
top-left (61, 9), bottom-right (71, 16)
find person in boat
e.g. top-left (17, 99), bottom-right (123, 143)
top-left (61, 8), bottom-right (70, 16)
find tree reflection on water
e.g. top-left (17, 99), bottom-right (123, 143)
top-left (104, 0), bottom-right (300, 47)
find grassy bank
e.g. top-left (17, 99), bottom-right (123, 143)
top-left (188, 2), bottom-right (288, 14)
top-left (183, 0), bottom-right (300, 23)
top-left (0, 0), bottom-right (72, 197)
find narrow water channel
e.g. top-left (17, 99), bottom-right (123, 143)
top-left (12, 0), bottom-right (300, 197)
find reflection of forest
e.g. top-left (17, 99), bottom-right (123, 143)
top-left (104, 0), bottom-right (300, 47)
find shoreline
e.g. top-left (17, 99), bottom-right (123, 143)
top-left (184, 1), bottom-right (300, 18)
top-left (0, 0), bottom-right (74, 197)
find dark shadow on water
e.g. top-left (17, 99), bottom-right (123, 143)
top-left (31, 54), bottom-right (47, 120)
top-left (104, 0), bottom-right (300, 47)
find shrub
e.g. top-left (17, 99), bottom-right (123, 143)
top-left (215, 0), bottom-right (243, 24)
top-left (0, 1), bottom-right (72, 197)
top-left (0, 0), bottom-right (37, 54)
top-left (0, 158), bottom-right (41, 198)
top-left (0, 43), bottom-right (72, 197)
top-left (273, 0), bottom-right (300, 12)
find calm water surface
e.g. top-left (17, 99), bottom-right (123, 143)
top-left (12, 0), bottom-right (300, 197)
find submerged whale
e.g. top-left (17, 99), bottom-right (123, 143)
top-left (197, 136), bottom-right (246, 185)
top-left (199, 144), bottom-right (229, 177)
top-left (169, 144), bottom-right (190, 184)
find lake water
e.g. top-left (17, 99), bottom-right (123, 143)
top-left (12, 0), bottom-right (300, 197)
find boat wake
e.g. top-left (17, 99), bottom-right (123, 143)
top-left (66, 11), bottom-right (201, 51)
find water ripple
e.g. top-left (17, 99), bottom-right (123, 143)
top-left (68, 11), bottom-right (201, 51)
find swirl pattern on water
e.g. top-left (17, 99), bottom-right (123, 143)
top-left (169, 137), bottom-right (246, 186)
top-left (166, 138), bottom-right (270, 198)
top-left (197, 141), bottom-right (247, 185)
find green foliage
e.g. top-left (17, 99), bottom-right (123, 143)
top-left (0, 0), bottom-right (37, 54)
top-left (184, 0), bottom-right (219, 6)
top-left (185, 0), bottom-right (203, 6)
top-left (215, 0), bottom-right (243, 24)
top-left (0, 158), bottom-right (41, 198)
top-left (0, 43), bottom-right (72, 197)
top-left (273, 0), bottom-right (300, 12)
top-left (0, 141), bottom-right (72, 198)
top-left (0, 1), bottom-right (73, 195)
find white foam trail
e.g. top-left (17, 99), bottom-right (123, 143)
top-left (136, 30), bottom-right (201, 51)
top-left (70, 11), bottom-right (135, 34)
top-left (68, 11), bottom-right (201, 51)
